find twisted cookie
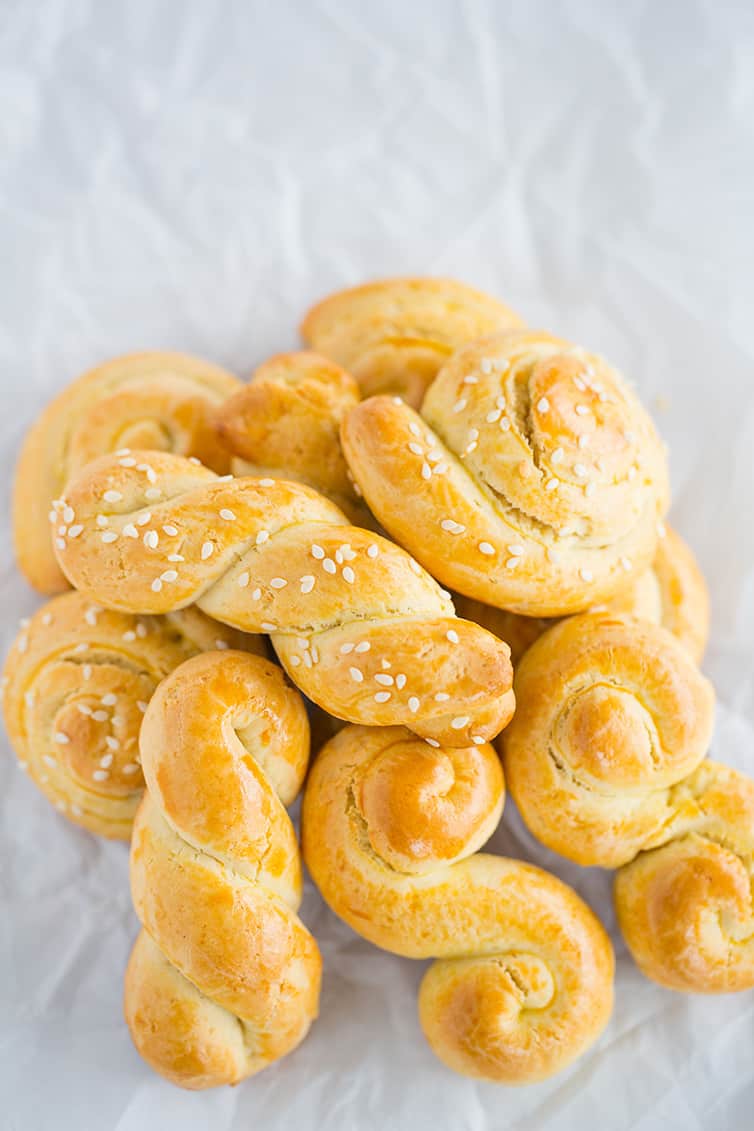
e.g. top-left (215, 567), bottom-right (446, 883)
top-left (501, 614), bottom-right (715, 867)
top-left (615, 760), bottom-right (754, 992)
top-left (14, 350), bottom-right (240, 594)
top-left (126, 650), bottom-right (319, 1088)
top-left (2, 592), bottom-right (260, 838)
top-left (303, 725), bottom-right (614, 1083)
top-left (342, 330), bottom-right (669, 616)
top-left (456, 524), bottom-right (709, 665)
top-left (301, 277), bottom-right (524, 406)
top-left (216, 351), bottom-right (373, 526)
top-left (52, 451), bottom-right (514, 746)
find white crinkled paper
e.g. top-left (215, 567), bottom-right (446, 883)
top-left (2, 3), bottom-right (754, 1129)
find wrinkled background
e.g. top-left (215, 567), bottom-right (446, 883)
top-left (2, 2), bottom-right (754, 1129)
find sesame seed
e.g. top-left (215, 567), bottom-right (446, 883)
top-left (409, 421), bottom-right (422, 437)
top-left (342, 566), bottom-right (356, 584)
top-left (290, 655), bottom-right (301, 667)
top-left (441, 519), bottom-right (465, 535)
top-left (451, 716), bottom-right (470, 730)
top-left (367, 544), bottom-right (379, 558)
top-left (472, 736), bottom-right (485, 745)
top-left (151, 579), bottom-right (162, 593)
top-left (54, 732), bottom-right (70, 744)
top-left (374, 674), bottom-right (394, 686)
top-left (123, 764), bottom-right (140, 775)
top-left (574, 463), bottom-right (588, 478)
top-left (300, 575), bottom-right (315, 594)
top-left (122, 523), bottom-right (138, 538)
top-left (551, 448), bottom-right (564, 464)
top-left (349, 667), bottom-right (363, 682)
top-left (144, 530), bottom-right (159, 549)
top-left (421, 462), bottom-right (432, 479)
top-left (103, 490), bottom-right (122, 503)
top-left (168, 554), bottom-right (184, 562)
top-left (62, 506), bottom-right (74, 524)
top-left (84, 606), bottom-right (98, 626)
top-left (381, 659), bottom-right (391, 670)
top-left (42, 754), bottom-right (57, 768)
top-left (201, 542), bottom-right (214, 560)
top-left (395, 674), bottom-right (407, 690)
top-left (408, 696), bottom-right (420, 713)
top-left (105, 735), bottom-right (119, 751)
top-left (259, 478), bottom-right (274, 487)
top-left (408, 442), bottom-right (423, 455)
top-left (580, 568), bottom-right (594, 582)
top-left (270, 578), bottom-right (287, 589)
top-left (122, 631), bottom-right (136, 642)
top-left (486, 408), bottom-right (502, 423)
top-left (101, 531), bottom-right (118, 544)
top-left (145, 488), bottom-right (161, 500)
top-left (68, 524), bottom-right (84, 538)
top-left (119, 457), bottom-right (136, 467)
top-left (500, 416), bottom-right (511, 431)
top-left (478, 542), bottom-right (495, 556)
top-left (426, 450), bottom-right (442, 464)
top-left (335, 548), bottom-right (343, 564)
top-left (446, 629), bottom-right (459, 644)
top-left (220, 509), bottom-right (236, 521)
top-left (323, 558), bottom-right (336, 574)
top-left (575, 405), bottom-right (590, 416)
top-left (355, 641), bottom-right (371, 653)
top-left (481, 358), bottom-right (493, 374)
top-left (537, 397), bottom-right (550, 413)
top-left (92, 770), bottom-right (109, 782)
top-left (468, 428), bottom-right (479, 441)
top-left (252, 588), bottom-right (262, 601)
top-left (435, 692), bottom-right (450, 702)
top-left (96, 515), bottom-right (108, 527)
top-left (160, 570), bottom-right (178, 583)
top-left (311, 543), bottom-right (325, 559)
top-left (545, 477), bottom-right (560, 492)
top-left (585, 482), bottom-right (596, 497)
top-left (162, 525), bottom-right (178, 536)
top-left (425, 737), bottom-right (440, 747)
top-left (82, 665), bottom-right (92, 679)
top-left (452, 398), bottom-right (467, 414)
top-left (507, 544), bottom-right (524, 556)
top-left (374, 691), bottom-right (391, 703)
top-left (55, 537), bottom-right (66, 550)
top-left (238, 571), bottom-right (250, 588)
top-left (215, 639), bottom-right (229, 650)
top-left (340, 642), bottom-right (355, 655)
top-left (464, 375), bottom-right (478, 384)
top-left (100, 692), bottom-right (117, 707)
top-left (505, 557), bottom-right (521, 569)
top-left (58, 525), bottom-right (67, 536)
top-left (261, 622), bottom-right (277, 632)
top-left (137, 701), bottom-right (148, 713)
top-left (136, 512), bottom-right (151, 526)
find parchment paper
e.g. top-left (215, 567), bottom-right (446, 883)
top-left (2, 3), bottom-right (753, 1129)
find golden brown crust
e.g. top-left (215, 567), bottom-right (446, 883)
top-left (125, 650), bottom-right (320, 1088)
top-left (301, 277), bottom-right (524, 406)
top-left (501, 613), bottom-right (715, 867)
top-left (614, 760), bottom-right (754, 992)
top-left (456, 525), bottom-right (709, 665)
top-left (13, 351), bottom-right (241, 594)
top-left (342, 331), bottom-right (669, 616)
top-left (302, 725), bottom-right (614, 1084)
top-left (1, 592), bottom-right (262, 839)
top-left (216, 351), bottom-right (373, 526)
top-left (52, 450), bottom-right (515, 746)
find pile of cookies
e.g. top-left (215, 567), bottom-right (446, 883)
top-left (4, 277), bottom-right (753, 1091)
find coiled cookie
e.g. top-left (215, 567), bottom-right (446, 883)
top-left (14, 350), bottom-right (240, 593)
top-left (2, 591), bottom-right (260, 838)
top-left (302, 724), bottom-right (614, 1083)
top-left (301, 277), bottom-right (524, 405)
top-left (342, 330), bottom-right (669, 616)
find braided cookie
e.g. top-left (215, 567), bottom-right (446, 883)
top-left (125, 650), bottom-right (320, 1088)
top-left (51, 451), bottom-right (514, 746)
top-left (216, 351), bottom-right (373, 526)
top-left (301, 277), bottom-right (524, 406)
top-left (615, 760), bottom-right (754, 993)
top-left (2, 592), bottom-right (261, 838)
top-left (302, 725), bottom-right (614, 1084)
top-left (14, 351), bottom-right (241, 594)
top-left (456, 524), bottom-right (709, 665)
top-left (501, 614), bottom-right (715, 867)
top-left (342, 330), bottom-right (669, 616)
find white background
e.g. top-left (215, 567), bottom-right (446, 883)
top-left (2, 2), bottom-right (754, 1129)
